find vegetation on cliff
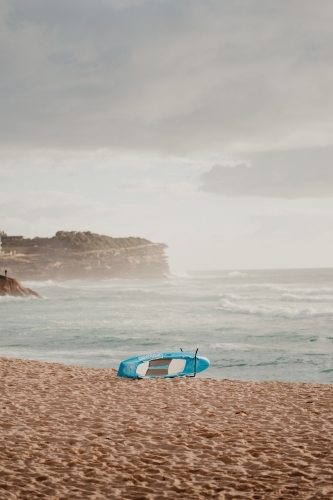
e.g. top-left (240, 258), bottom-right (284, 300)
top-left (1, 231), bottom-right (152, 253)
top-left (0, 231), bottom-right (169, 280)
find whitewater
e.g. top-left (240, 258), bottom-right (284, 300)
top-left (1, 268), bottom-right (332, 383)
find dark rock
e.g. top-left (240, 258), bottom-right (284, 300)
top-left (0, 275), bottom-right (41, 298)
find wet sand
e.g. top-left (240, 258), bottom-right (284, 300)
top-left (0, 357), bottom-right (332, 499)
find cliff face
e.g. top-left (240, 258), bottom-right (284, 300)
top-left (0, 276), bottom-right (41, 298)
top-left (0, 231), bottom-right (169, 281)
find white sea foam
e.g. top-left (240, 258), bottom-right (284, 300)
top-left (0, 294), bottom-right (39, 302)
top-left (217, 298), bottom-right (333, 319)
top-left (237, 283), bottom-right (333, 295)
top-left (22, 280), bottom-right (69, 289)
top-left (219, 292), bottom-right (244, 300)
top-left (168, 271), bottom-right (191, 279)
top-left (0, 295), bottom-right (21, 302)
top-left (228, 271), bottom-right (248, 277)
top-left (279, 293), bottom-right (333, 302)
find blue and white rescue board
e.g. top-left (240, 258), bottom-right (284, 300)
top-left (117, 351), bottom-right (210, 379)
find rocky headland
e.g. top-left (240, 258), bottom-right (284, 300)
top-left (0, 231), bottom-right (169, 281)
top-left (0, 275), bottom-right (41, 298)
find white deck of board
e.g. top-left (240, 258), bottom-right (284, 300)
top-left (136, 358), bottom-right (186, 376)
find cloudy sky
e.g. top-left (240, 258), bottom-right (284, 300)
top-left (1, 0), bottom-right (333, 270)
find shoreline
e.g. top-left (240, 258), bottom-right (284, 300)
top-left (1, 356), bottom-right (332, 499)
top-left (1, 354), bottom-right (332, 385)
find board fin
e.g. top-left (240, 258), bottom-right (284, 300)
top-left (188, 348), bottom-right (198, 377)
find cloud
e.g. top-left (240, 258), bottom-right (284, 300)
top-left (255, 205), bottom-right (333, 217)
top-left (0, 190), bottom-right (152, 240)
top-left (0, 171), bottom-right (13, 181)
top-left (199, 146), bottom-right (333, 198)
top-left (0, 191), bottom-right (112, 222)
top-left (119, 178), bottom-right (197, 196)
top-left (0, 148), bottom-right (218, 174)
top-left (1, 0), bottom-right (333, 153)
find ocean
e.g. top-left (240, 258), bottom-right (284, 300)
top-left (1, 268), bottom-right (332, 383)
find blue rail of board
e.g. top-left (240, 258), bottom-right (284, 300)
top-left (117, 351), bottom-right (210, 378)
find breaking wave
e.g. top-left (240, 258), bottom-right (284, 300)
top-left (279, 293), bottom-right (333, 302)
top-left (228, 271), bottom-right (248, 277)
top-left (217, 298), bottom-right (333, 319)
top-left (238, 283), bottom-right (333, 295)
top-left (0, 295), bottom-right (38, 302)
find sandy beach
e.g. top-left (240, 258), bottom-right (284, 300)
top-left (0, 357), bottom-right (332, 499)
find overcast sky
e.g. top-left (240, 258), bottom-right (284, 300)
top-left (1, 0), bottom-right (333, 270)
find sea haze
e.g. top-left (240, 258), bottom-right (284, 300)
top-left (1, 268), bottom-right (332, 383)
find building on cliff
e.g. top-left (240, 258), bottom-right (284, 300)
top-left (0, 233), bottom-right (24, 253)
top-left (0, 231), bottom-right (169, 280)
